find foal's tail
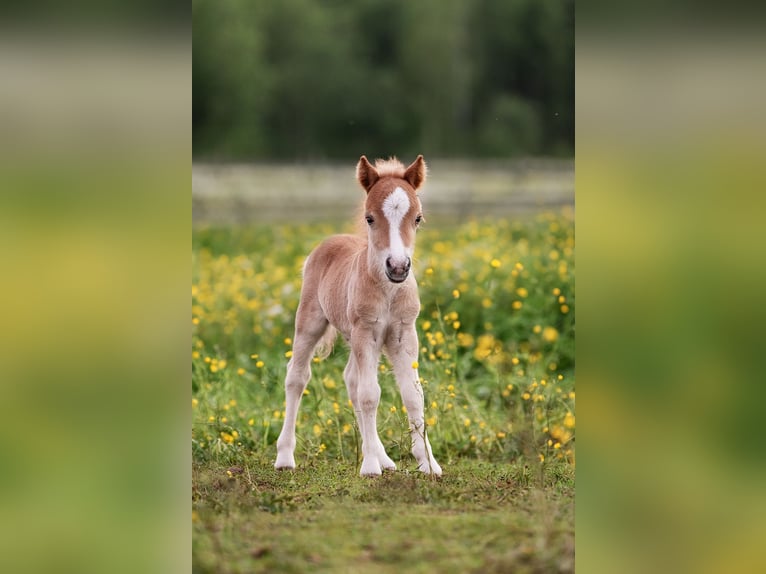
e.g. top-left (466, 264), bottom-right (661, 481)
top-left (314, 324), bottom-right (338, 360)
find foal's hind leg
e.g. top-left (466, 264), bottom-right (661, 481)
top-left (385, 324), bottom-right (442, 476)
top-left (274, 302), bottom-right (328, 470)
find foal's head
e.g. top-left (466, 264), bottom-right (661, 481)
top-left (356, 155), bottom-right (427, 284)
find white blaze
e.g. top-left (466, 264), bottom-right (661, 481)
top-left (381, 186), bottom-right (411, 263)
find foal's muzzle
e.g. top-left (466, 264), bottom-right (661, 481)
top-left (385, 256), bottom-right (411, 283)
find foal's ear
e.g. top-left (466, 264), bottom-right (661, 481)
top-left (404, 155), bottom-right (427, 190)
top-left (356, 155), bottom-right (379, 193)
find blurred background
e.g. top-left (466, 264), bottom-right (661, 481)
top-left (192, 0), bottom-right (574, 223)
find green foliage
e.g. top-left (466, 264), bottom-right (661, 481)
top-left (193, 0), bottom-right (574, 160)
top-left (191, 210), bottom-right (575, 467)
top-left (192, 209), bottom-right (575, 572)
top-left (193, 458), bottom-right (574, 573)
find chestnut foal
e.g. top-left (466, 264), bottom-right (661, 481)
top-left (274, 155), bottom-right (441, 477)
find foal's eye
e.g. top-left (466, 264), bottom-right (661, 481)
top-left (415, 215), bottom-right (423, 225)
top-left (365, 215), bottom-right (374, 226)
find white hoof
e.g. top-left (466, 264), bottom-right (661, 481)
top-left (418, 458), bottom-right (442, 476)
top-left (360, 457), bottom-right (382, 477)
top-left (379, 452), bottom-right (397, 471)
top-left (274, 451), bottom-right (296, 470)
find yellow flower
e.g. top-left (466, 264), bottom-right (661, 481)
top-left (452, 321), bottom-right (461, 330)
top-left (192, 317), bottom-right (200, 325)
top-left (490, 258), bottom-right (501, 268)
top-left (422, 320), bottom-right (431, 331)
top-left (284, 337), bottom-right (292, 345)
top-left (482, 298), bottom-right (492, 308)
top-left (426, 416), bottom-right (437, 426)
top-left (539, 454), bottom-right (545, 463)
top-left (192, 351), bottom-right (200, 359)
top-left (390, 406), bottom-right (397, 413)
top-left (564, 412), bottom-right (575, 428)
top-left (285, 350), bottom-right (293, 358)
top-left (516, 287), bottom-right (528, 298)
top-left (552, 288), bottom-right (561, 296)
top-left (425, 267), bottom-right (434, 275)
top-left (237, 368), bottom-right (245, 375)
top-left (515, 262), bottom-right (524, 271)
top-left (342, 424), bottom-right (352, 434)
top-left (560, 305), bottom-right (570, 314)
top-left (208, 415), bottom-right (215, 422)
top-left (497, 431), bottom-right (506, 438)
top-left (313, 424), bottom-right (322, 436)
top-left (522, 392), bottom-right (531, 400)
top-left (250, 353), bottom-right (259, 359)
top-left (452, 289), bottom-right (460, 299)
top-left (411, 360), bottom-right (419, 369)
top-left (511, 357), bottom-right (519, 365)
top-left (220, 432), bottom-right (234, 444)
top-left (558, 295), bottom-right (566, 304)
top-left (533, 325), bottom-right (542, 334)
top-left (464, 418), bottom-right (471, 427)
top-left (248, 418), bottom-right (255, 426)
top-left (542, 327), bottom-right (559, 343)
top-left (192, 398), bottom-right (198, 408)
top-left (255, 360), bottom-right (264, 368)
top-left (512, 301), bottom-right (522, 310)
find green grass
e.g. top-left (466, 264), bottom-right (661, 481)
top-left (192, 210), bottom-right (575, 572)
top-left (193, 457), bottom-right (574, 574)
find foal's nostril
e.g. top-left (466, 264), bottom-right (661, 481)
top-left (386, 257), bottom-right (393, 270)
top-left (405, 257), bottom-right (411, 271)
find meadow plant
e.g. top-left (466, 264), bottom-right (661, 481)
top-left (192, 209), bottom-right (574, 471)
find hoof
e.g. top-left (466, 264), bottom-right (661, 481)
top-left (274, 452), bottom-right (296, 470)
top-left (418, 459), bottom-right (443, 476)
top-left (360, 457), bottom-right (382, 477)
top-left (379, 455), bottom-right (397, 472)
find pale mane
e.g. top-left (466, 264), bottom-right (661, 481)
top-left (373, 157), bottom-right (406, 178)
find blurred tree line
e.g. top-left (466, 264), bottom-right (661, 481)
top-left (193, 0), bottom-right (573, 161)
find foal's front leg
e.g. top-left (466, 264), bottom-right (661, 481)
top-left (350, 327), bottom-right (393, 477)
top-left (387, 324), bottom-right (442, 476)
top-left (344, 356), bottom-right (396, 474)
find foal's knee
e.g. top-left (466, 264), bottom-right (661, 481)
top-left (357, 383), bottom-right (381, 413)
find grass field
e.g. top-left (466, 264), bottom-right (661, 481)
top-left (192, 208), bottom-right (575, 572)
